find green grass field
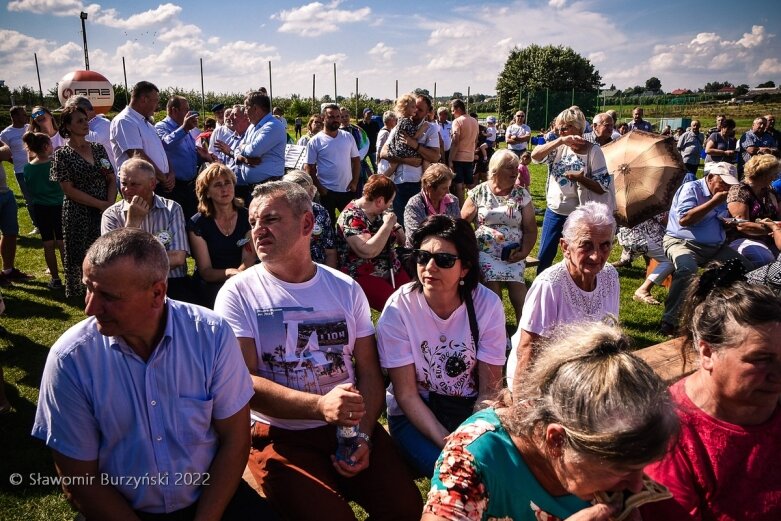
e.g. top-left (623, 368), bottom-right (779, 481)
top-left (0, 146), bottom-right (672, 519)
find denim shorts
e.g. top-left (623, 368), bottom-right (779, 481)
top-left (0, 190), bottom-right (19, 236)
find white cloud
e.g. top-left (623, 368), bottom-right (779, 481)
top-left (757, 58), bottom-right (781, 76)
top-left (368, 42), bottom-right (395, 62)
top-left (8, 0), bottom-right (182, 30)
top-left (92, 3), bottom-right (182, 29)
top-left (735, 25), bottom-right (766, 48)
top-left (158, 23), bottom-right (202, 43)
top-left (548, 0), bottom-right (567, 8)
top-left (588, 51), bottom-right (607, 64)
top-left (7, 0), bottom-right (82, 15)
top-left (271, 1), bottom-right (371, 37)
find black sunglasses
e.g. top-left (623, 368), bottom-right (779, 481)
top-left (412, 249), bottom-right (459, 269)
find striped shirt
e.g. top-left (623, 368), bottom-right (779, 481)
top-left (101, 194), bottom-right (190, 278)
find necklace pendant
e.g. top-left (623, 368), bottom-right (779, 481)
top-left (439, 334), bottom-right (447, 343)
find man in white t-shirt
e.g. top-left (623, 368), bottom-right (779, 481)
top-left (304, 104), bottom-right (360, 225)
top-left (110, 81), bottom-right (174, 192)
top-left (505, 110), bottom-right (531, 157)
top-left (0, 105), bottom-right (37, 234)
top-left (214, 181), bottom-right (421, 520)
top-left (437, 107), bottom-right (452, 164)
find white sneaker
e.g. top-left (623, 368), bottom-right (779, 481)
top-left (27, 227), bottom-right (39, 236)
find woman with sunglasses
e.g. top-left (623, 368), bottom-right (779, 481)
top-left (532, 106), bottom-right (613, 275)
top-left (29, 106), bottom-right (66, 151)
top-left (376, 215), bottom-right (506, 477)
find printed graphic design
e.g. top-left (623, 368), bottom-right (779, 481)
top-left (255, 307), bottom-right (350, 394)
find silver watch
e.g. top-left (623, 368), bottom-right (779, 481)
top-left (356, 431), bottom-right (372, 449)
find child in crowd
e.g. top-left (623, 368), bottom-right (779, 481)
top-left (384, 93), bottom-right (429, 178)
top-left (517, 151), bottom-right (532, 189)
top-left (22, 132), bottom-right (64, 289)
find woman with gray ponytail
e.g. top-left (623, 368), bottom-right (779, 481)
top-left (423, 322), bottom-right (678, 521)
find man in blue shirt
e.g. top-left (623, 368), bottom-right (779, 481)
top-left (660, 163), bottom-right (751, 335)
top-left (235, 92), bottom-right (286, 199)
top-left (32, 228), bottom-right (276, 520)
top-left (155, 95), bottom-right (200, 219)
top-left (627, 107), bottom-right (653, 132)
top-left (737, 116), bottom-right (778, 175)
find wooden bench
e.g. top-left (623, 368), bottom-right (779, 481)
top-left (634, 336), bottom-right (697, 384)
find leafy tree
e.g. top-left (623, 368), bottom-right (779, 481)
top-left (496, 44), bottom-right (601, 122)
top-left (756, 80), bottom-right (776, 88)
top-left (452, 91), bottom-right (463, 99)
top-left (645, 77), bottom-right (662, 91)
top-left (735, 84), bottom-right (750, 96)
top-left (703, 81), bottom-right (733, 92)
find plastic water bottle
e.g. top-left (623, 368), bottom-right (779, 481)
top-left (335, 425), bottom-right (359, 464)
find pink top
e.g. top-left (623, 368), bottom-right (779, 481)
top-left (517, 164), bottom-right (530, 189)
top-left (644, 378), bottom-right (781, 520)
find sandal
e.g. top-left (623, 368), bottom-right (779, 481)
top-left (633, 293), bottom-right (661, 305)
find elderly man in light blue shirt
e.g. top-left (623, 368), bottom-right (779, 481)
top-left (660, 163), bottom-right (751, 335)
top-left (235, 91), bottom-right (286, 192)
top-left (32, 228), bottom-right (275, 520)
top-left (155, 95), bottom-right (200, 219)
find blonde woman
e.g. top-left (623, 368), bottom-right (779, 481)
top-left (532, 106), bottom-right (612, 274)
top-left (189, 163), bottom-right (254, 307)
top-left (726, 155), bottom-right (781, 267)
top-left (462, 149), bottom-right (537, 322)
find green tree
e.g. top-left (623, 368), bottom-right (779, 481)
top-left (735, 84), bottom-right (750, 96)
top-left (703, 81), bottom-right (733, 92)
top-left (756, 80), bottom-right (776, 88)
top-left (495, 44), bottom-right (601, 122)
top-left (452, 91), bottom-right (463, 99)
top-left (645, 77), bottom-right (662, 92)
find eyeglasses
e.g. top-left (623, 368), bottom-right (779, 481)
top-left (412, 249), bottom-right (459, 268)
top-left (31, 109), bottom-right (47, 119)
top-left (515, 114), bottom-right (525, 118)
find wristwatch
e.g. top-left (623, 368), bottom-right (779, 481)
top-left (356, 431), bottom-right (372, 449)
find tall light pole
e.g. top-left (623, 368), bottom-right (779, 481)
top-left (80, 12), bottom-right (90, 70)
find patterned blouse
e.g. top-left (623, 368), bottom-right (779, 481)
top-left (336, 200), bottom-right (401, 278)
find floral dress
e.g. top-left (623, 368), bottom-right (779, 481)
top-left (311, 202), bottom-right (336, 264)
top-left (336, 200), bottom-right (401, 278)
top-left (51, 143), bottom-right (113, 297)
top-left (468, 182), bottom-right (532, 282)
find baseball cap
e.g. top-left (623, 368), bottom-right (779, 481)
top-left (363, 108), bottom-right (373, 114)
top-left (486, 116), bottom-right (497, 123)
top-left (211, 103), bottom-right (225, 112)
top-left (707, 162), bottom-right (739, 185)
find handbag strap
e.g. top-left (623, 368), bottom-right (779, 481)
top-left (465, 290), bottom-right (479, 347)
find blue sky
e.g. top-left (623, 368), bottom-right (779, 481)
top-left (2, 0), bottom-right (781, 100)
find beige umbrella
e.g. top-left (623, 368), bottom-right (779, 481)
top-left (602, 130), bottom-right (686, 227)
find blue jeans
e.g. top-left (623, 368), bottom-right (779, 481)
top-left (537, 209), bottom-right (569, 275)
top-left (388, 413), bottom-right (442, 478)
top-left (393, 182), bottom-right (421, 224)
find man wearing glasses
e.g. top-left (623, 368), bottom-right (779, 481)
top-left (505, 111), bottom-right (531, 157)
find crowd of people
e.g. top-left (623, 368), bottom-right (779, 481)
top-left (1, 82), bottom-right (780, 521)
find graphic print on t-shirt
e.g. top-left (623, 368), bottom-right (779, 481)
top-left (255, 306), bottom-right (350, 393)
top-left (421, 338), bottom-right (477, 397)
